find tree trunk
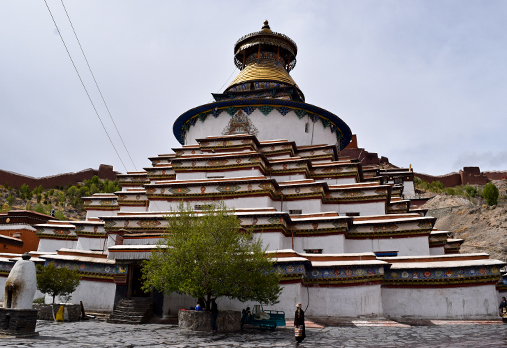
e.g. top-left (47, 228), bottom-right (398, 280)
top-left (206, 292), bottom-right (212, 311)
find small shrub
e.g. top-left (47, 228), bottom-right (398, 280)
top-left (483, 182), bottom-right (499, 206)
top-left (465, 184), bottom-right (477, 198)
top-left (33, 297), bottom-right (45, 304)
top-left (445, 187), bottom-right (455, 196)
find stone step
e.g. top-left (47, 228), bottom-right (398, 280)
top-left (106, 298), bottom-right (153, 325)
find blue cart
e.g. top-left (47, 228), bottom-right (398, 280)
top-left (241, 304), bottom-right (286, 330)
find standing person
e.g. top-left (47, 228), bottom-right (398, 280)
top-left (294, 303), bottom-right (306, 343)
top-left (210, 298), bottom-right (218, 332)
top-left (499, 297), bottom-right (507, 320)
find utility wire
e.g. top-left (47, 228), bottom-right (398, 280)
top-left (207, 67), bottom-right (237, 103)
top-left (43, 0), bottom-right (128, 172)
top-left (60, 0), bottom-right (138, 171)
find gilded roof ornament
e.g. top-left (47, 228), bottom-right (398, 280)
top-left (261, 20), bottom-right (272, 33)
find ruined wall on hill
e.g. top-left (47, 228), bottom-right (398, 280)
top-left (0, 164), bottom-right (118, 189)
top-left (414, 167), bottom-right (499, 187)
top-left (414, 172), bottom-right (462, 187)
top-left (483, 171), bottom-right (507, 180)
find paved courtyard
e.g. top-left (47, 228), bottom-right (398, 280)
top-left (2, 320), bottom-right (507, 347)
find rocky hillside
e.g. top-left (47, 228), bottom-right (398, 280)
top-left (422, 180), bottom-right (507, 262)
top-left (0, 176), bottom-right (120, 221)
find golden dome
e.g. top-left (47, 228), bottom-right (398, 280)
top-left (228, 59), bottom-right (297, 88)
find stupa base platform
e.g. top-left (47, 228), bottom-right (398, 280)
top-left (0, 308), bottom-right (39, 338)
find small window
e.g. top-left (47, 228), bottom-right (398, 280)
top-left (289, 210), bottom-right (302, 214)
top-left (345, 212), bottom-right (360, 217)
top-left (394, 178), bottom-right (403, 184)
top-left (194, 204), bottom-right (212, 210)
top-left (207, 176), bottom-right (224, 179)
top-left (305, 123), bottom-right (309, 133)
top-left (304, 249), bottom-right (323, 254)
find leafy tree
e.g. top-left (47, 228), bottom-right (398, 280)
top-left (6, 194), bottom-right (13, 206)
top-left (89, 183), bottom-right (99, 195)
top-left (483, 182), bottom-right (499, 206)
top-left (36, 261), bottom-right (81, 304)
top-left (142, 201), bottom-right (281, 310)
top-left (33, 203), bottom-right (46, 214)
top-left (55, 210), bottom-right (66, 221)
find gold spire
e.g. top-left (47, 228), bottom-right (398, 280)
top-left (261, 20), bottom-right (272, 33)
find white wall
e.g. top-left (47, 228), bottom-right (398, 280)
top-left (185, 109), bottom-right (339, 147)
top-left (429, 246), bottom-right (445, 256)
top-left (323, 202), bottom-right (385, 216)
top-left (256, 232), bottom-right (289, 251)
top-left (280, 199), bottom-right (322, 214)
top-left (345, 236), bottom-right (430, 256)
top-left (46, 280), bottom-right (116, 311)
top-left (382, 284), bottom-right (500, 319)
top-left (37, 239), bottom-right (77, 253)
top-left (319, 177), bottom-right (357, 186)
top-left (305, 284), bottom-right (383, 318)
top-left (86, 210), bottom-right (118, 220)
top-left (76, 237), bottom-right (108, 252)
top-left (293, 234), bottom-right (345, 254)
top-left (119, 206), bottom-right (148, 213)
top-left (176, 170), bottom-right (263, 180)
top-left (150, 196), bottom-right (272, 212)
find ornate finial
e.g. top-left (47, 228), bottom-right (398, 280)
top-left (261, 20), bottom-right (271, 32)
top-left (22, 252), bottom-right (31, 260)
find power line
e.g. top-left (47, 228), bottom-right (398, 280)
top-left (60, 0), bottom-right (138, 171)
top-left (43, 0), bottom-right (128, 172)
top-left (208, 67), bottom-right (237, 103)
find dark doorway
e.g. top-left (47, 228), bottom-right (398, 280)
top-left (131, 266), bottom-right (150, 297)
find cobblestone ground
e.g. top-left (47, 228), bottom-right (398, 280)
top-left (2, 320), bottom-right (507, 348)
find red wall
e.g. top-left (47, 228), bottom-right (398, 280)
top-left (0, 164), bottom-right (118, 189)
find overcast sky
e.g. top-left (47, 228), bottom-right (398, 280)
top-left (1, 1), bottom-right (506, 178)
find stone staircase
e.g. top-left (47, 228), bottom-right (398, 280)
top-left (107, 298), bottom-right (153, 324)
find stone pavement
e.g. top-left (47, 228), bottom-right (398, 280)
top-left (1, 319), bottom-right (507, 347)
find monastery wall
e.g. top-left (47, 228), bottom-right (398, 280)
top-left (75, 237), bottom-right (108, 253)
top-left (306, 284), bottom-right (383, 318)
top-left (0, 164), bottom-right (117, 189)
top-left (345, 236), bottom-right (430, 257)
top-left (185, 110), bottom-right (338, 147)
top-left (37, 239), bottom-right (77, 253)
top-left (294, 234), bottom-right (345, 254)
top-left (429, 246), bottom-right (445, 255)
top-left (47, 280), bottom-right (116, 311)
top-left (382, 284), bottom-right (499, 319)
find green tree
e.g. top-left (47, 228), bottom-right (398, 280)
top-left (142, 201), bottom-right (281, 310)
top-left (54, 210), bottom-right (66, 221)
top-left (89, 183), bottom-right (99, 195)
top-left (36, 261), bottom-right (81, 304)
top-left (6, 194), bottom-right (13, 206)
top-left (483, 182), bottom-right (499, 206)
